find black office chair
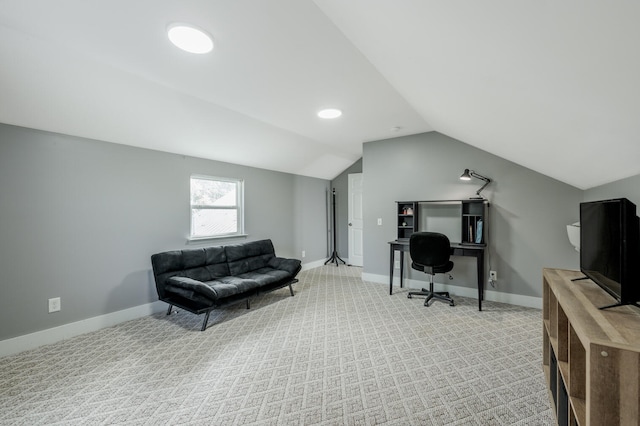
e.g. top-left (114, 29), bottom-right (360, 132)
top-left (407, 232), bottom-right (455, 306)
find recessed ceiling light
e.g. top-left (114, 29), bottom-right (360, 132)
top-left (167, 23), bottom-right (213, 54)
top-left (317, 108), bottom-right (342, 119)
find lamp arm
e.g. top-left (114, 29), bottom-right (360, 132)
top-left (469, 171), bottom-right (491, 197)
top-left (469, 171), bottom-right (490, 183)
top-left (475, 180), bottom-right (491, 197)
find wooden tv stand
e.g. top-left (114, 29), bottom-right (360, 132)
top-left (542, 268), bottom-right (640, 425)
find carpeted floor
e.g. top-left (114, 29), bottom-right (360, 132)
top-left (0, 265), bottom-right (554, 425)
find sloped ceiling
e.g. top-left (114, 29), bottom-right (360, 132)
top-left (1, 1), bottom-right (639, 189)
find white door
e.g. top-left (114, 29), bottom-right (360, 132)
top-left (348, 173), bottom-right (364, 266)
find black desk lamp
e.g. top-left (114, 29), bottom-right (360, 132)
top-left (460, 169), bottom-right (491, 199)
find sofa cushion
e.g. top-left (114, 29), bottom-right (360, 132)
top-left (164, 277), bottom-right (217, 305)
top-left (211, 276), bottom-right (261, 298)
top-left (152, 250), bottom-right (185, 274)
top-left (226, 239), bottom-right (275, 275)
top-left (268, 257), bottom-right (301, 276)
top-left (166, 275), bottom-right (260, 303)
top-left (182, 247), bottom-right (229, 280)
top-left (166, 276), bottom-right (218, 300)
top-left (237, 268), bottom-right (292, 286)
top-left (151, 247), bottom-right (229, 298)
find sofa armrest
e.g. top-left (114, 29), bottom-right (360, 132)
top-left (268, 257), bottom-right (302, 276)
top-left (166, 276), bottom-right (218, 301)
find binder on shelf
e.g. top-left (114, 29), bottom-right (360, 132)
top-left (475, 219), bottom-right (483, 243)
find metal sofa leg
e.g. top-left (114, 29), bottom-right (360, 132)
top-left (246, 299), bottom-right (250, 309)
top-left (201, 310), bottom-right (211, 331)
top-left (166, 304), bottom-right (173, 315)
top-left (289, 283), bottom-right (295, 296)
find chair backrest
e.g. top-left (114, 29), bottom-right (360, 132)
top-left (409, 232), bottom-right (451, 268)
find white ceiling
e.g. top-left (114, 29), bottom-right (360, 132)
top-left (1, 1), bottom-right (639, 189)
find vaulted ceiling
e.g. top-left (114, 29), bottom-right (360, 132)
top-left (1, 1), bottom-right (639, 189)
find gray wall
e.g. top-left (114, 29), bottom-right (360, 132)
top-left (362, 132), bottom-right (583, 299)
top-left (330, 159), bottom-right (363, 261)
top-left (584, 174), bottom-right (640, 205)
top-left (293, 174), bottom-right (332, 262)
top-left (0, 123), bottom-right (329, 340)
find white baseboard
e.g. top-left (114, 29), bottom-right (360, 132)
top-left (361, 272), bottom-right (542, 309)
top-left (0, 301), bottom-right (166, 358)
top-left (2, 262), bottom-right (324, 357)
top-left (301, 258), bottom-right (335, 271)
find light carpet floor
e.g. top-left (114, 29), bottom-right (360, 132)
top-left (0, 265), bottom-right (554, 425)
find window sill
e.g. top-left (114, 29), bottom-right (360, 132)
top-left (187, 234), bottom-right (248, 244)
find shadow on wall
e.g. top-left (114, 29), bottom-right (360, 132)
top-left (105, 269), bottom-right (162, 315)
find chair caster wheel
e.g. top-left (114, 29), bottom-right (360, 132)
top-left (449, 302), bottom-right (455, 306)
top-left (407, 294), bottom-right (412, 299)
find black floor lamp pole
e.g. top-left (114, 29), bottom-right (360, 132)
top-left (325, 188), bottom-right (346, 267)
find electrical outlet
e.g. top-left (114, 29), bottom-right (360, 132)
top-left (48, 297), bottom-right (61, 313)
top-left (302, 250), bottom-right (306, 258)
top-left (377, 218), bottom-right (382, 226)
top-left (489, 270), bottom-right (497, 281)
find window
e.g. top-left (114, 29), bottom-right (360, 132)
top-left (190, 175), bottom-right (244, 239)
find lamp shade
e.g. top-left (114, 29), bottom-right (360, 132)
top-left (460, 169), bottom-right (472, 181)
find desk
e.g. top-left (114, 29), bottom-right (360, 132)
top-left (388, 240), bottom-right (486, 311)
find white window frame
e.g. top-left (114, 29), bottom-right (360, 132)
top-left (189, 174), bottom-right (245, 240)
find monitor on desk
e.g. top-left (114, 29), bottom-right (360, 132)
top-left (418, 202), bottom-right (462, 243)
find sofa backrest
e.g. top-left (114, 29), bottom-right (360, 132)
top-left (151, 246), bottom-right (228, 298)
top-left (225, 239), bottom-right (275, 276)
top-left (150, 239), bottom-right (280, 298)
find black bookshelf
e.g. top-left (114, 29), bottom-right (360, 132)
top-left (395, 199), bottom-right (488, 244)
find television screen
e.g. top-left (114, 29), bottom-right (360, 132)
top-left (580, 198), bottom-right (640, 308)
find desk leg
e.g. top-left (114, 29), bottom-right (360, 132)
top-left (399, 251), bottom-right (404, 290)
top-left (477, 250), bottom-right (484, 311)
top-left (389, 245), bottom-right (394, 295)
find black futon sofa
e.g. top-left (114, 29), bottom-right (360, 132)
top-left (151, 239), bottom-right (301, 330)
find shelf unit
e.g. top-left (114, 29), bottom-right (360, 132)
top-left (461, 200), bottom-right (485, 244)
top-left (395, 199), bottom-right (487, 244)
top-left (396, 202), bottom-right (418, 240)
top-left (542, 268), bottom-right (640, 426)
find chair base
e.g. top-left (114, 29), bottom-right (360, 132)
top-left (408, 285), bottom-right (455, 307)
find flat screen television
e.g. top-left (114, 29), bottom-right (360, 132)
top-left (579, 198), bottom-right (640, 309)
